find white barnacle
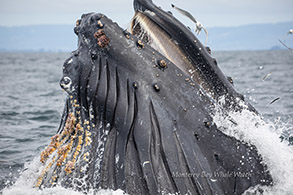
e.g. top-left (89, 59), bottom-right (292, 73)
top-left (144, 10), bottom-right (156, 17)
top-left (67, 58), bottom-right (73, 64)
top-left (83, 152), bottom-right (90, 162)
top-left (143, 161), bottom-right (150, 167)
top-left (115, 154), bottom-right (120, 164)
top-left (80, 166), bottom-right (87, 172)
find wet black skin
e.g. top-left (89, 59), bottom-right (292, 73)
top-left (132, 0), bottom-right (258, 112)
top-left (35, 12), bottom-right (274, 195)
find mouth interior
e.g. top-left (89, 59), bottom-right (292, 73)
top-left (130, 12), bottom-right (198, 80)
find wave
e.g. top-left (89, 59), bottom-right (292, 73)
top-left (212, 99), bottom-right (293, 195)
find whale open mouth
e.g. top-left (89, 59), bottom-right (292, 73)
top-left (131, 12), bottom-right (197, 79)
top-left (130, 0), bottom-right (248, 108)
top-left (130, 0), bottom-right (225, 99)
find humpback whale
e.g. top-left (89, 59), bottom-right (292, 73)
top-left (35, 1), bottom-right (272, 194)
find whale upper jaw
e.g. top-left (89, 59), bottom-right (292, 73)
top-left (131, 0), bottom-right (250, 111)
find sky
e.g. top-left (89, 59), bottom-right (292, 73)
top-left (0, 0), bottom-right (293, 28)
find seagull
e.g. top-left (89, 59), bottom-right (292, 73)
top-left (282, 29), bottom-right (293, 41)
top-left (279, 29), bottom-right (293, 51)
top-left (171, 4), bottom-right (208, 45)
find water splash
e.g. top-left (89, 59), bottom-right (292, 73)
top-left (212, 99), bottom-right (293, 195)
top-left (2, 157), bottom-right (127, 195)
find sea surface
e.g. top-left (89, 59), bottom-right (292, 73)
top-left (0, 51), bottom-right (292, 194)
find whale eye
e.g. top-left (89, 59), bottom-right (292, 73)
top-left (63, 77), bottom-right (71, 85)
top-left (60, 77), bottom-right (72, 92)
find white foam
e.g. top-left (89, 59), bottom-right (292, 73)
top-left (2, 157), bottom-right (127, 195)
top-left (212, 100), bottom-right (293, 195)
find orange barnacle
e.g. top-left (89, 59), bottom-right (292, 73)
top-left (72, 115), bottom-right (77, 125)
top-left (65, 113), bottom-right (74, 128)
top-left (36, 156), bottom-right (56, 187)
top-left (158, 59), bottom-right (167, 68)
top-left (78, 135), bottom-right (83, 144)
top-left (85, 130), bottom-right (91, 137)
top-left (80, 127), bottom-right (84, 132)
top-left (58, 144), bottom-right (69, 156)
top-left (40, 150), bottom-right (49, 163)
top-left (50, 175), bottom-right (57, 185)
top-left (94, 29), bottom-right (110, 48)
top-left (56, 155), bottom-right (65, 166)
top-left (68, 112), bottom-right (73, 118)
top-left (76, 144), bottom-right (81, 152)
top-left (76, 19), bottom-right (81, 27)
top-left (51, 134), bottom-right (60, 142)
top-left (73, 150), bottom-right (79, 161)
top-left (76, 123), bottom-right (81, 130)
top-left (40, 145), bottom-right (56, 163)
top-left (54, 141), bottom-right (61, 148)
top-left (46, 146), bottom-right (56, 154)
top-left (62, 128), bottom-right (69, 136)
top-left (137, 40), bottom-right (145, 49)
top-left (83, 152), bottom-right (90, 162)
top-left (65, 161), bottom-right (75, 174)
top-left (85, 136), bottom-right (92, 146)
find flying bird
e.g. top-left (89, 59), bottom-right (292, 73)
top-left (262, 72), bottom-right (272, 81)
top-left (279, 29), bottom-right (293, 51)
top-left (283, 29), bottom-right (293, 41)
top-left (171, 4), bottom-right (208, 45)
top-left (269, 97), bottom-right (280, 105)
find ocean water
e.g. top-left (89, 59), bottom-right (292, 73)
top-left (0, 51), bottom-right (292, 194)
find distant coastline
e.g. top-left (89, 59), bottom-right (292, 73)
top-left (0, 21), bottom-right (292, 51)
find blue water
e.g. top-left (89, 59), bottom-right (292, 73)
top-left (214, 51), bottom-right (293, 118)
top-left (0, 51), bottom-right (292, 194)
top-left (0, 53), bottom-right (67, 190)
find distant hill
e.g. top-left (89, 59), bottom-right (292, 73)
top-left (201, 22), bottom-right (293, 51)
top-left (0, 25), bottom-right (77, 52)
top-left (0, 22), bottom-right (292, 51)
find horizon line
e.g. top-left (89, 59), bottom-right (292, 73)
top-left (0, 20), bottom-right (292, 29)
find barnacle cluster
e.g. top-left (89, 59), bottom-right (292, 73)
top-left (85, 130), bottom-right (92, 146)
top-left (36, 104), bottom-right (94, 187)
top-left (36, 156), bottom-right (57, 187)
top-left (40, 134), bottom-right (60, 163)
top-left (94, 29), bottom-right (110, 48)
